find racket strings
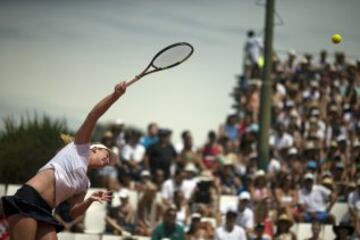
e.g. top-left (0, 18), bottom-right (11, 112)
top-left (152, 44), bottom-right (193, 69)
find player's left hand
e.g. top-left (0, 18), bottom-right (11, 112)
top-left (90, 190), bottom-right (113, 203)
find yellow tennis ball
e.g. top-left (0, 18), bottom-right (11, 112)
top-left (331, 34), bottom-right (342, 44)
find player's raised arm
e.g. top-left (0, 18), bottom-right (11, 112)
top-left (75, 81), bottom-right (127, 144)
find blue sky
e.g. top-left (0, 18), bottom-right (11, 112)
top-left (1, 0), bottom-right (359, 145)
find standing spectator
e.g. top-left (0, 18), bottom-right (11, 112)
top-left (215, 206), bottom-right (247, 240)
top-left (202, 131), bottom-right (222, 170)
top-left (140, 122), bottom-right (159, 150)
top-left (244, 30), bottom-right (263, 79)
top-left (151, 206), bottom-right (185, 240)
top-left (145, 128), bottom-right (177, 179)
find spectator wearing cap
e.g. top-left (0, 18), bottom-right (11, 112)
top-left (236, 191), bottom-right (255, 234)
top-left (297, 173), bottom-right (336, 224)
top-left (135, 170), bottom-right (152, 192)
top-left (106, 188), bottom-right (134, 235)
top-left (274, 214), bottom-right (296, 240)
top-left (181, 163), bottom-right (198, 200)
top-left (151, 206), bottom-right (185, 240)
top-left (140, 122), bottom-right (159, 149)
top-left (186, 213), bottom-right (206, 240)
top-left (218, 138), bottom-right (242, 195)
top-left (121, 129), bottom-right (146, 181)
top-left (201, 130), bottom-right (223, 170)
top-left (145, 128), bottom-right (177, 179)
top-left (348, 179), bottom-right (360, 223)
top-left (249, 170), bottom-right (271, 204)
top-left (215, 206), bottom-right (247, 240)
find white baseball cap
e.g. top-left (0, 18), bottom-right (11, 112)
top-left (238, 191), bottom-right (251, 200)
top-left (304, 173), bottom-right (315, 180)
top-left (118, 188), bottom-right (129, 198)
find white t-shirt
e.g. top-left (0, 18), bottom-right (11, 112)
top-left (299, 185), bottom-right (331, 212)
top-left (121, 143), bottom-right (145, 163)
top-left (348, 190), bottom-right (360, 215)
top-left (236, 207), bottom-right (254, 230)
top-left (39, 142), bottom-right (90, 206)
top-left (215, 225), bottom-right (247, 240)
top-left (275, 133), bottom-right (294, 150)
top-left (268, 158), bottom-right (281, 173)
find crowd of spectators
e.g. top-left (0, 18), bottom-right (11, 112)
top-left (2, 46), bottom-right (360, 240)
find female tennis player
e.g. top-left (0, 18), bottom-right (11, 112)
top-left (1, 81), bottom-right (127, 240)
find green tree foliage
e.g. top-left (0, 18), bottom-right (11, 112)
top-left (0, 114), bottom-right (70, 184)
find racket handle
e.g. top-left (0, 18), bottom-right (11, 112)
top-left (126, 75), bottom-right (142, 87)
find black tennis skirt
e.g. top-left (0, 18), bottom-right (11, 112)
top-left (1, 184), bottom-right (63, 232)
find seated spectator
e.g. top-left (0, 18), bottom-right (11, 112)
top-left (249, 223), bottom-right (271, 240)
top-left (202, 130), bottom-right (222, 170)
top-left (137, 182), bottom-right (163, 236)
top-left (274, 174), bottom-right (298, 219)
top-left (173, 190), bottom-right (189, 227)
top-left (190, 171), bottom-right (218, 217)
top-left (236, 191), bottom-right (255, 234)
top-left (274, 214), bottom-right (297, 240)
top-left (250, 170), bottom-right (272, 204)
top-left (161, 169), bottom-right (185, 206)
top-left (106, 189), bottom-right (134, 235)
top-left (348, 178), bottom-right (360, 223)
top-left (185, 213), bottom-right (206, 240)
top-left (333, 221), bottom-right (354, 240)
top-left (151, 206), bottom-right (185, 240)
top-left (219, 155), bottom-right (243, 195)
top-left (215, 206), bottom-right (247, 240)
top-left (305, 220), bottom-right (322, 240)
top-left (121, 129), bottom-right (146, 181)
top-left (297, 173), bottom-right (336, 224)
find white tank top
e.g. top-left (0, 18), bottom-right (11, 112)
top-left (39, 142), bottom-right (91, 206)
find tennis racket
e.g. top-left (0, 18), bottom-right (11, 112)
top-left (126, 42), bottom-right (194, 87)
